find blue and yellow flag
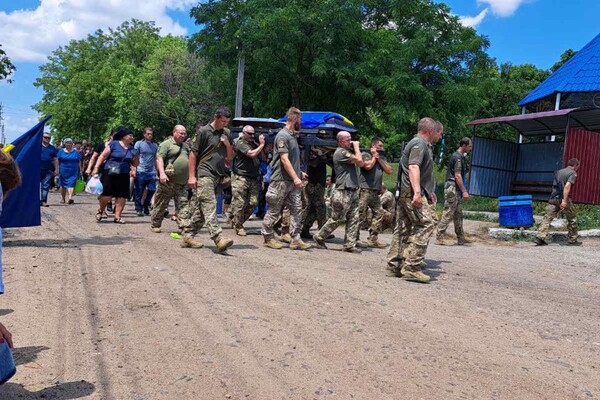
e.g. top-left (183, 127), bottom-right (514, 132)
top-left (0, 115), bottom-right (52, 228)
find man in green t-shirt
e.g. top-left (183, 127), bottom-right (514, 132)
top-left (387, 118), bottom-right (442, 283)
top-left (261, 107), bottom-right (311, 250)
top-left (180, 107), bottom-right (235, 253)
top-left (151, 125), bottom-right (190, 233)
top-left (313, 131), bottom-right (364, 252)
top-left (535, 158), bottom-right (581, 246)
top-left (436, 137), bottom-right (472, 245)
top-left (230, 125), bottom-right (265, 236)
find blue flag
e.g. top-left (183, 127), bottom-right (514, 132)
top-left (0, 115), bottom-right (52, 228)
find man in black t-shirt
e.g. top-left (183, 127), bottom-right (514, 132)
top-left (436, 137), bottom-right (472, 245)
top-left (230, 125), bottom-right (265, 236)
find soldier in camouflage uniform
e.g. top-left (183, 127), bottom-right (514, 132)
top-left (436, 137), bottom-right (472, 245)
top-left (181, 107), bottom-right (235, 253)
top-left (535, 158), bottom-right (581, 246)
top-left (230, 125), bottom-right (265, 236)
top-left (261, 107), bottom-right (311, 250)
top-left (300, 159), bottom-right (328, 239)
top-left (313, 131), bottom-right (364, 253)
top-left (151, 125), bottom-right (191, 233)
top-left (324, 175), bottom-right (333, 219)
top-left (357, 137), bottom-right (392, 248)
top-left (377, 186), bottom-right (394, 232)
top-left (387, 118), bottom-right (442, 282)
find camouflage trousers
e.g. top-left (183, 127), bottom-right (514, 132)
top-left (357, 189), bottom-right (385, 241)
top-left (230, 173), bottom-right (259, 229)
top-left (317, 189), bottom-right (360, 249)
top-left (387, 192), bottom-right (437, 272)
top-left (179, 176), bottom-right (222, 242)
top-left (536, 198), bottom-right (578, 241)
top-left (436, 184), bottom-right (464, 239)
top-left (301, 182), bottom-right (326, 232)
top-left (262, 180), bottom-right (303, 240)
top-left (151, 181), bottom-right (187, 228)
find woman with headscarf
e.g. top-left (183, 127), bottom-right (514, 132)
top-left (91, 127), bottom-right (139, 223)
top-left (57, 138), bottom-right (82, 204)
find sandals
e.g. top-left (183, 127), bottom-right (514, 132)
top-left (113, 218), bottom-right (126, 224)
top-left (95, 210), bottom-right (103, 222)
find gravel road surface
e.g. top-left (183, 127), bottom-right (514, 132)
top-left (1, 192), bottom-right (598, 399)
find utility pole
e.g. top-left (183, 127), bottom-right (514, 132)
top-left (0, 102), bottom-right (5, 145)
top-left (234, 54), bottom-right (245, 118)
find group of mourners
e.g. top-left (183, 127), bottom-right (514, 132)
top-left (38, 106), bottom-right (582, 283)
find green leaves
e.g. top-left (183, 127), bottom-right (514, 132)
top-left (0, 44), bottom-right (16, 83)
top-left (34, 20), bottom-right (222, 143)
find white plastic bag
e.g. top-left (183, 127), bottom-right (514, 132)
top-left (85, 176), bottom-right (103, 195)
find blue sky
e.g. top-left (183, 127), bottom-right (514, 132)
top-left (1, 0), bottom-right (599, 142)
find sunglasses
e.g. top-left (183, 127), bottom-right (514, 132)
top-left (43, 136), bottom-right (51, 139)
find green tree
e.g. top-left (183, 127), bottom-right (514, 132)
top-left (550, 49), bottom-right (577, 73)
top-left (189, 0), bottom-right (494, 157)
top-left (34, 20), bottom-right (163, 143)
top-left (123, 36), bottom-right (223, 137)
top-left (0, 44), bottom-right (16, 83)
top-left (472, 63), bottom-right (549, 141)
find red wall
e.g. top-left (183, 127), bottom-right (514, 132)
top-left (565, 128), bottom-right (600, 204)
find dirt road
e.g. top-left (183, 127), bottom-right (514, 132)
top-left (1, 192), bottom-right (599, 399)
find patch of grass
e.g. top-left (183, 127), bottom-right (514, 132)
top-left (463, 212), bottom-right (498, 223)
top-left (496, 230), bottom-right (535, 242)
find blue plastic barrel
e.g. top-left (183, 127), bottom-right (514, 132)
top-left (498, 195), bottom-right (534, 227)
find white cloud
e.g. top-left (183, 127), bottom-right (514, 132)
top-left (0, 0), bottom-right (197, 62)
top-left (459, 9), bottom-right (489, 28)
top-left (2, 114), bottom-right (42, 144)
top-left (477, 0), bottom-right (529, 17)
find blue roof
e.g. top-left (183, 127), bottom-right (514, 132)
top-left (519, 32), bottom-right (600, 106)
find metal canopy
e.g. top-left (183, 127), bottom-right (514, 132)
top-left (466, 108), bottom-right (600, 136)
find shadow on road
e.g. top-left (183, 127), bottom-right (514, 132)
top-left (4, 235), bottom-right (138, 249)
top-left (13, 346), bottom-right (50, 366)
top-left (0, 309), bottom-right (14, 317)
top-left (0, 380), bottom-right (95, 399)
top-left (422, 258), bottom-right (448, 281)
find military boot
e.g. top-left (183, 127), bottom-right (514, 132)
top-left (264, 238), bottom-right (283, 249)
top-left (280, 233), bottom-right (292, 243)
top-left (181, 235), bottom-right (204, 249)
top-left (367, 239), bottom-right (387, 248)
top-left (355, 240), bottom-right (369, 248)
top-left (235, 227), bottom-right (247, 236)
top-left (343, 246), bottom-right (362, 254)
top-left (150, 227), bottom-right (162, 233)
top-left (216, 238), bottom-right (234, 253)
top-left (400, 268), bottom-right (430, 283)
top-left (312, 234), bottom-right (327, 249)
top-left (457, 237), bottom-right (471, 245)
top-left (290, 239), bottom-right (311, 250)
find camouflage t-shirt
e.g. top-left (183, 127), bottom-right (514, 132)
top-left (550, 167), bottom-right (577, 199)
top-left (271, 128), bottom-right (301, 182)
top-left (192, 123), bottom-right (231, 178)
top-left (400, 135), bottom-right (435, 199)
top-left (333, 147), bottom-right (360, 189)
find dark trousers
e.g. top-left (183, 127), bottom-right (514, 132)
top-left (40, 169), bottom-right (54, 203)
top-left (134, 171), bottom-right (157, 211)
